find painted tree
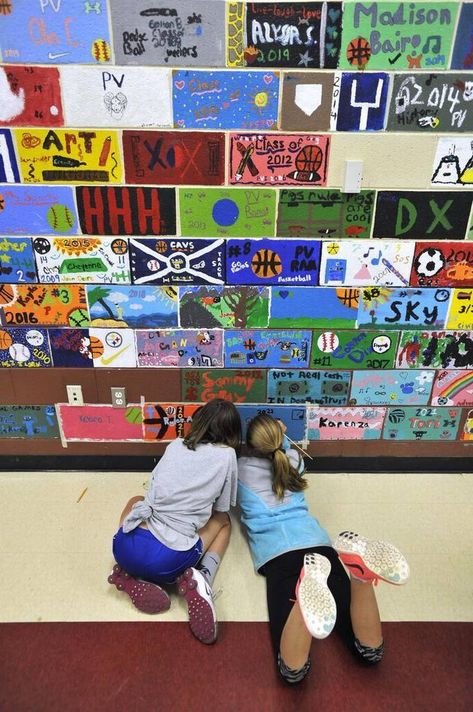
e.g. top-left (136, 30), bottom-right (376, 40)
top-left (223, 287), bottom-right (262, 328)
top-left (87, 286), bottom-right (117, 320)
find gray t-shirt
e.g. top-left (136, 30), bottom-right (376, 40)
top-left (237, 448), bottom-right (302, 508)
top-left (122, 438), bottom-right (238, 550)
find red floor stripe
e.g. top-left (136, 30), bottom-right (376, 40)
top-left (0, 622), bottom-right (471, 712)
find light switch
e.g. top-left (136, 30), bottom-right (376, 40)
top-left (66, 385), bottom-right (83, 406)
top-left (343, 160), bottom-right (363, 194)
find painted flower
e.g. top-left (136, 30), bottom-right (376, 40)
top-left (415, 371), bottom-right (434, 384)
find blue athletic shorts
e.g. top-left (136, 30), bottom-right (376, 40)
top-left (112, 527), bottom-right (203, 585)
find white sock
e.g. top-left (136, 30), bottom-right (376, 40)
top-left (198, 552), bottom-right (221, 586)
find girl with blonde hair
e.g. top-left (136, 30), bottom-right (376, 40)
top-left (237, 414), bottom-right (409, 684)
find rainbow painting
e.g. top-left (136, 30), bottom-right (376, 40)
top-left (431, 370), bottom-right (473, 406)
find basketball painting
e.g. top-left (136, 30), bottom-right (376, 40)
top-left (229, 133), bottom-right (330, 186)
top-left (226, 239), bottom-right (321, 286)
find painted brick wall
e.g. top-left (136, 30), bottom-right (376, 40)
top-left (0, 0), bottom-right (472, 454)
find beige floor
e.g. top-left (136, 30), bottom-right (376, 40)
top-left (1, 471), bottom-right (472, 624)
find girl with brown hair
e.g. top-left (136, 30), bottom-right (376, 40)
top-left (237, 414), bottom-right (409, 684)
top-left (109, 398), bottom-right (241, 645)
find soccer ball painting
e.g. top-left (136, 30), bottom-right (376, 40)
top-left (414, 248), bottom-right (445, 278)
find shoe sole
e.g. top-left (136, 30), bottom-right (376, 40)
top-left (177, 568), bottom-right (217, 645)
top-left (108, 565), bottom-right (171, 614)
top-left (333, 532), bottom-right (410, 585)
top-left (297, 554), bottom-right (337, 640)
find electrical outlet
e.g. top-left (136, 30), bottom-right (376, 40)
top-left (111, 387), bottom-right (126, 408)
top-left (66, 385), bottom-right (83, 406)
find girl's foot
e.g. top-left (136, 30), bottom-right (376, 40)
top-left (108, 564), bottom-right (171, 614)
top-left (177, 568), bottom-right (217, 645)
top-left (296, 553), bottom-right (337, 639)
top-left (332, 531), bottom-right (410, 585)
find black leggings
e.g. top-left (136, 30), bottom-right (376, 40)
top-left (260, 546), bottom-right (384, 683)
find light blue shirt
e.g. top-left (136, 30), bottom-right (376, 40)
top-left (237, 445), bottom-right (331, 571)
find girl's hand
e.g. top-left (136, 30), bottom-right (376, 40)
top-left (276, 418), bottom-right (287, 434)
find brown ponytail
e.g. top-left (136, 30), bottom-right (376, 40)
top-left (246, 414), bottom-right (307, 500)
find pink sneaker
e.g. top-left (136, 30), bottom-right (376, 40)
top-left (295, 553), bottom-right (337, 639)
top-left (108, 564), bottom-right (171, 614)
top-left (177, 568), bottom-right (217, 645)
top-left (332, 531), bottom-right (410, 586)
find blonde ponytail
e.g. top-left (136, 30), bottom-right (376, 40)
top-left (246, 414), bottom-right (307, 500)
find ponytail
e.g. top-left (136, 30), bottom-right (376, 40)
top-left (271, 447), bottom-right (306, 499)
top-left (246, 414), bottom-right (307, 500)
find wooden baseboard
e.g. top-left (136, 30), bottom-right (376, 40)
top-left (1, 455), bottom-right (471, 473)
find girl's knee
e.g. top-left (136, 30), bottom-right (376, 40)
top-left (277, 652), bottom-right (311, 684)
top-left (214, 511), bottom-right (231, 529)
top-left (354, 637), bottom-right (385, 665)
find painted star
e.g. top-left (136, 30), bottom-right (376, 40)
top-left (298, 50), bottom-right (314, 67)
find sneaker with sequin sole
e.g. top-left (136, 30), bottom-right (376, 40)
top-left (108, 564), bottom-right (171, 614)
top-left (296, 553), bottom-right (337, 640)
top-left (332, 531), bottom-right (410, 585)
top-left (177, 568), bottom-right (217, 645)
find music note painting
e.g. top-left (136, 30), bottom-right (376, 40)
top-left (319, 240), bottom-right (415, 287)
top-left (339, 2), bottom-right (459, 71)
top-left (350, 369), bottom-right (434, 406)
